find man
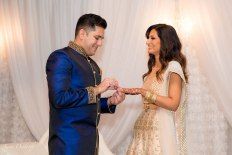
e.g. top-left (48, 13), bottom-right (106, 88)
top-left (46, 13), bottom-right (125, 155)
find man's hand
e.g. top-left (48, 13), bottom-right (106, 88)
top-left (108, 89), bottom-right (125, 105)
top-left (94, 78), bottom-right (119, 95)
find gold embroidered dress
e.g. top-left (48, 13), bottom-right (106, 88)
top-left (127, 61), bottom-right (187, 155)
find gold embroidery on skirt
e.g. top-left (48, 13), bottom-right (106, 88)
top-left (127, 110), bottom-right (162, 155)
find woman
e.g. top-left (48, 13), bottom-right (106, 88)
top-left (123, 24), bottom-right (188, 155)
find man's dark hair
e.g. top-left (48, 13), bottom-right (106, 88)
top-left (75, 13), bottom-right (107, 37)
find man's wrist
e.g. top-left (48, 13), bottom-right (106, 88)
top-left (107, 97), bottom-right (116, 113)
top-left (94, 86), bottom-right (100, 95)
top-left (107, 97), bottom-right (113, 106)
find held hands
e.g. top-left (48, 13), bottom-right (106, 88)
top-left (94, 78), bottom-right (119, 95)
top-left (93, 78), bottom-right (126, 105)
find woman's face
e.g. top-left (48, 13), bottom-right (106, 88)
top-left (146, 29), bottom-right (161, 55)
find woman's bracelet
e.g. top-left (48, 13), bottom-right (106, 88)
top-left (145, 91), bottom-right (157, 103)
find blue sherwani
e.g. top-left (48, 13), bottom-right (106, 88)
top-left (46, 46), bottom-right (116, 155)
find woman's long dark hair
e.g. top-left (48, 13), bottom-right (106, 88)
top-left (143, 24), bottom-right (188, 83)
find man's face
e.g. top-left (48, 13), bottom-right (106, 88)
top-left (82, 26), bottom-right (105, 56)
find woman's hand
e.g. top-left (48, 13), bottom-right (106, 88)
top-left (121, 88), bottom-right (147, 96)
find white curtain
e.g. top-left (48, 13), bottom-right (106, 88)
top-left (0, 0), bottom-right (231, 154)
top-left (0, 30), bottom-right (34, 143)
top-left (179, 0), bottom-right (232, 127)
top-left (1, 0), bottom-right (49, 140)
